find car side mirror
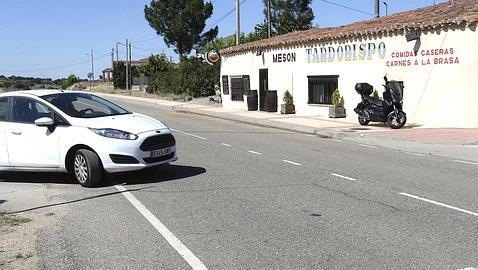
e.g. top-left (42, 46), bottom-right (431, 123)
top-left (34, 117), bottom-right (55, 127)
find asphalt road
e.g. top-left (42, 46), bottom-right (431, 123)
top-left (1, 96), bottom-right (477, 270)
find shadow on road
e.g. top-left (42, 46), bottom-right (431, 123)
top-left (0, 164), bottom-right (206, 187)
top-left (110, 164), bottom-right (206, 186)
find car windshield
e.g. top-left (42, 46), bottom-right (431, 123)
top-left (42, 93), bottom-right (131, 118)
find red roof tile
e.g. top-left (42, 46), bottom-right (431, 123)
top-left (222, 0), bottom-right (478, 56)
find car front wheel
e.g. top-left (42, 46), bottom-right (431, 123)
top-left (73, 149), bottom-right (102, 188)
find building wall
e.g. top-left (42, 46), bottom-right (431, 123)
top-left (220, 25), bottom-right (478, 128)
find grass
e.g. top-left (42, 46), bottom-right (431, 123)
top-left (0, 212), bottom-right (32, 226)
top-left (15, 252), bottom-right (33, 260)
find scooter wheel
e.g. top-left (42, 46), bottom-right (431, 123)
top-left (358, 116), bottom-right (369, 126)
top-left (387, 111), bottom-right (407, 129)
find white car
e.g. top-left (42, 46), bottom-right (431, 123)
top-left (0, 90), bottom-right (177, 187)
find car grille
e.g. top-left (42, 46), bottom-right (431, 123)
top-left (110, 155), bottom-right (140, 164)
top-left (140, 134), bottom-right (176, 151)
top-left (143, 152), bottom-right (175, 164)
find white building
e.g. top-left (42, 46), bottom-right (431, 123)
top-left (220, 0), bottom-right (478, 128)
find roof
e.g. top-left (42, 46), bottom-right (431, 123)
top-left (102, 67), bottom-right (113, 72)
top-left (222, 0), bottom-right (478, 56)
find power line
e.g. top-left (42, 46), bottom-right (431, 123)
top-left (131, 45), bottom-right (167, 53)
top-left (319, 0), bottom-right (374, 16)
top-left (207, 0), bottom-right (249, 30)
top-left (0, 54), bottom-right (110, 73)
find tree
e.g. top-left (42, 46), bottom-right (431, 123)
top-left (113, 62), bottom-right (127, 89)
top-left (139, 54), bottom-right (171, 77)
top-left (144, 0), bottom-right (218, 57)
top-left (262, 0), bottom-right (314, 36)
top-left (62, 74), bottom-right (79, 90)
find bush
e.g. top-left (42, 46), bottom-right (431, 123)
top-left (372, 89), bottom-right (381, 99)
top-left (147, 56), bottom-right (219, 98)
top-left (332, 89), bottom-right (341, 107)
top-left (283, 90), bottom-right (293, 105)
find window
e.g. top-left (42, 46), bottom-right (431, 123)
top-left (43, 93), bottom-right (130, 118)
top-left (12, 97), bottom-right (53, 124)
top-left (0, 98), bottom-right (7, 121)
top-left (222, 76), bottom-right (229, 95)
top-left (230, 75), bottom-right (250, 101)
top-left (308, 75), bottom-right (339, 105)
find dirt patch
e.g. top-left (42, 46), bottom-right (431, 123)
top-left (0, 211), bottom-right (55, 270)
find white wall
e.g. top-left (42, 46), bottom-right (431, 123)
top-left (221, 25), bottom-right (478, 128)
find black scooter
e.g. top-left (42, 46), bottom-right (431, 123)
top-left (354, 76), bottom-right (407, 129)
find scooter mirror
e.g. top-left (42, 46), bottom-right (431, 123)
top-left (384, 75), bottom-right (388, 82)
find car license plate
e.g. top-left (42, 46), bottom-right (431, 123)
top-left (151, 146), bottom-right (175, 158)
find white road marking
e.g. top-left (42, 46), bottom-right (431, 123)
top-left (115, 185), bottom-right (207, 270)
top-left (248, 150), bottom-right (262, 155)
top-left (171, 129), bottom-right (207, 140)
top-left (453, 160), bottom-right (478, 166)
top-left (399, 192), bottom-right (478, 218)
top-left (221, 143), bottom-right (232, 147)
top-left (329, 139), bottom-right (342, 142)
top-left (403, 152), bottom-right (426, 157)
top-left (282, 160), bottom-right (302, 166)
top-left (457, 267), bottom-right (478, 270)
top-left (331, 173), bottom-right (357, 181)
top-left (358, 144), bottom-right (378, 149)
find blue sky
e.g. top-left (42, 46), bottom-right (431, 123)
top-left (0, 0), bottom-right (446, 79)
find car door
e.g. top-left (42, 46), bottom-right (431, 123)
top-left (5, 97), bottom-right (60, 168)
top-left (0, 97), bottom-right (10, 167)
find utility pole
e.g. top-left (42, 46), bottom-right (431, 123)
top-left (236, 0), bottom-right (240, 45)
top-left (267, 0), bottom-right (271, 38)
top-left (129, 43), bottom-right (132, 88)
top-left (375, 0), bottom-right (380, 18)
top-left (115, 43), bottom-right (119, 61)
top-left (125, 39), bottom-right (129, 90)
top-left (86, 49), bottom-right (95, 91)
top-left (383, 1), bottom-right (388, 16)
top-left (111, 48), bottom-right (114, 81)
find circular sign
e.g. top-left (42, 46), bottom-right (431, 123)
top-left (206, 49), bottom-right (220, 65)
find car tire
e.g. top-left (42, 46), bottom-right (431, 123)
top-left (73, 149), bottom-right (102, 188)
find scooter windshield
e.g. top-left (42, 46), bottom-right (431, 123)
top-left (388, 81), bottom-right (403, 103)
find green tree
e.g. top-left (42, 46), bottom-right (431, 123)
top-left (262, 0), bottom-right (314, 36)
top-left (139, 54), bottom-right (171, 77)
top-left (113, 62), bottom-right (127, 89)
top-left (144, 0), bottom-right (218, 57)
top-left (61, 74), bottom-right (79, 90)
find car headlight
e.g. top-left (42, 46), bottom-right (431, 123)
top-left (89, 128), bottom-right (138, 140)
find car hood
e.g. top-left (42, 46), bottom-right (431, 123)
top-left (72, 113), bottom-right (169, 134)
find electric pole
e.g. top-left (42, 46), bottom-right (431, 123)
top-left (267, 0), bottom-right (271, 38)
top-left (115, 43), bottom-right (119, 61)
top-left (236, 0), bottom-right (240, 45)
top-left (111, 48), bottom-right (114, 78)
top-left (86, 49), bottom-right (95, 91)
top-left (125, 39), bottom-right (129, 90)
top-left (129, 43), bottom-right (132, 88)
top-left (375, 0), bottom-right (380, 18)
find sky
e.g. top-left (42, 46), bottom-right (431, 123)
top-left (0, 0), bottom-right (447, 80)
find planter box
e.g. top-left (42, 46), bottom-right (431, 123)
top-left (329, 106), bottom-right (346, 118)
top-left (281, 104), bottom-right (295, 114)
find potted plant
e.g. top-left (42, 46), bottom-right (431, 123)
top-left (329, 89), bottom-right (346, 118)
top-left (280, 90), bottom-right (295, 114)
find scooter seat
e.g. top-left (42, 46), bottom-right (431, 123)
top-left (363, 96), bottom-right (384, 107)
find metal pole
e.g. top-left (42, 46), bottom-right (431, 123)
top-left (375, 0), bottom-right (380, 18)
top-left (236, 0), bottom-right (240, 45)
top-left (129, 43), bottom-right (132, 89)
top-left (267, 0), bottom-right (271, 38)
top-left (383, 2), bottom-right (388, 16)
top-left (90, 49), bottom-right (94, 91)
top-left (125, 39), bottom-right (129, 90)
top-left (116, 43), bottom-right (119, 61)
